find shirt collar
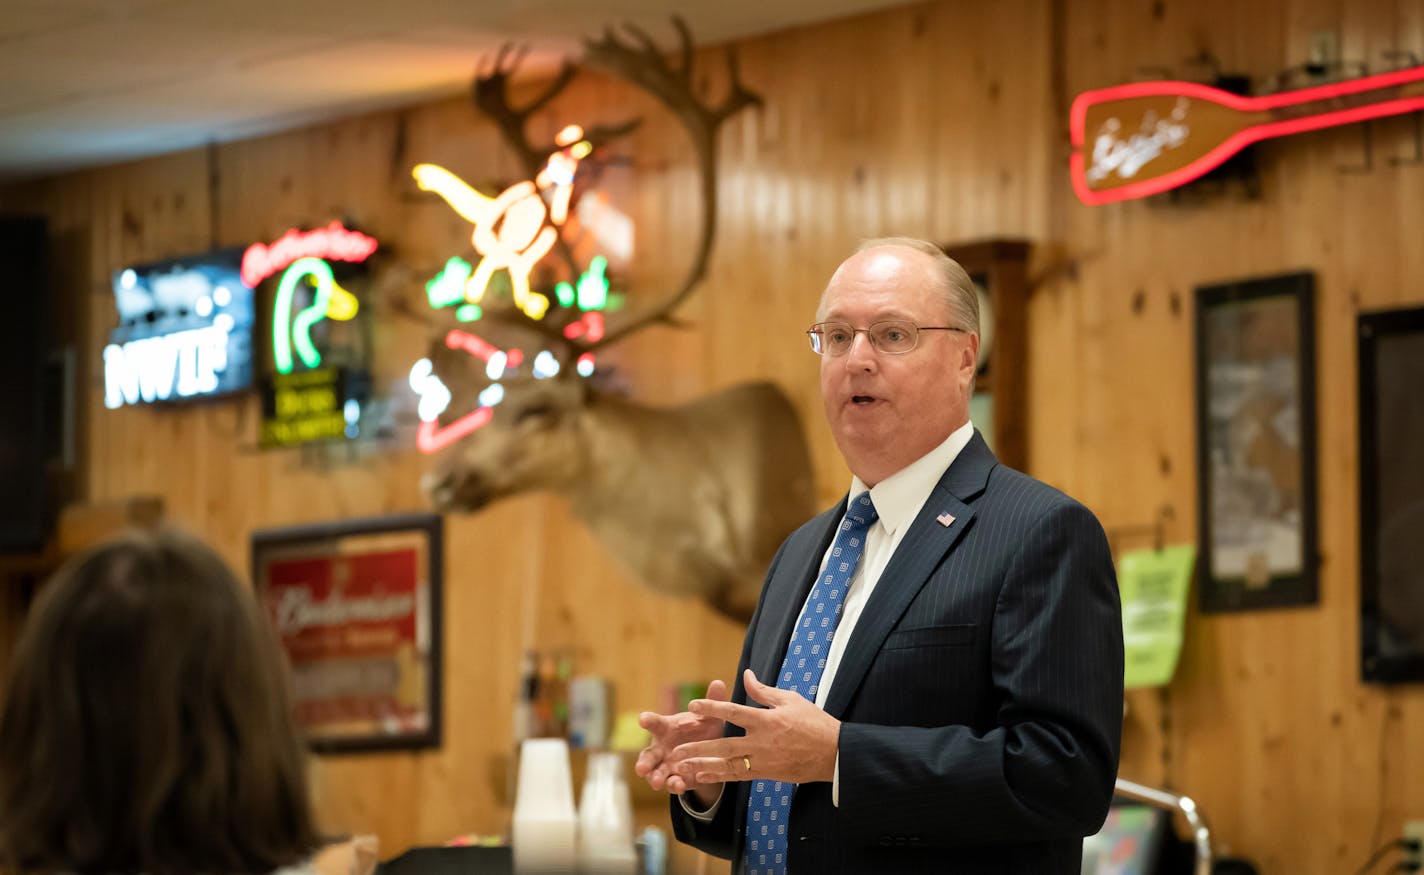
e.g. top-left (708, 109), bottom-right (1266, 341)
top-left (849, 420), bottom-right (976, 537)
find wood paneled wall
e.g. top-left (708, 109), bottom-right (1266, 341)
top-left (3, 0), bottom-right (1423, 872)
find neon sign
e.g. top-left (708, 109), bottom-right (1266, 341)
top-left (260, 367), bottom-right (363, 448)
top-left (271, 257), bottom-right (361, 374)
top-left (413, 167), bottom-right (557, 320)
top-left (250, 222), bottom-right (376, 446)
top-left (538, 124), bottom-right (594, 225)
top-left (1071, 64), bottom-right (1424, 204)
top-left (247, 223), bottom-right (374, 376)
top-left (411, 121), bottom-right (620, 453)
top-left (413, 125), bottom-right (594, 321)
top-left (411, 329), bottom-right (592, 453)
top-left (104, 250), bottom-right (254, 409)
top-left (104, 325), bottom-right (231, 407)
top-left (241, 221), bottom-right (378, 287)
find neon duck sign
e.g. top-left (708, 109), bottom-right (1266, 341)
top-left (243, 223), bottom-right (376, 375)
top-left (1071, 64), bottom-right (1424, 204)
top-left (244, 223), bottom-right (378, 447)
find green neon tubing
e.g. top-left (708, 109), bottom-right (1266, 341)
top-left (577, 256), bottom-right (609, 311)
top-left (273, 257), bottom-right (335, 374)
top-left (428, 257), bottom-right (472, 308)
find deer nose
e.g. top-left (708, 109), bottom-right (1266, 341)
top-left (421, 470), bottom-right (460, 508)
top-left (421, 469), bottom-right (489, 511)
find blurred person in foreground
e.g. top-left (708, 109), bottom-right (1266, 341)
top-left (635, 238), bottom-right (1124, 874)
top-left (0, 527), bottom-right (361, 875)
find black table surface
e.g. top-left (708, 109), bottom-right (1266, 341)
top-left (376, 845), bottom-right (514, 875)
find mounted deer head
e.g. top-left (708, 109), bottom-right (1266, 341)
top-left (410, 20), bottom-right (814, 620)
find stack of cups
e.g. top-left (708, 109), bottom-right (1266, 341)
top-left (511, 738), bottom-right (578, 874)
top-left (576, 751), bottom-right (637, 874)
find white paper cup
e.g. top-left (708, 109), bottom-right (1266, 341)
top-left (512, 738), bottom-right (578, 874)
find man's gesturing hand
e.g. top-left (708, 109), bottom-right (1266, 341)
top-left (634, 679), bottom-right (730, 804)
top-left (670, 669), bottom-right (840, 786)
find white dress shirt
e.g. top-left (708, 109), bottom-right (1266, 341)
top-left (683, 419), bottom-right (975, 818)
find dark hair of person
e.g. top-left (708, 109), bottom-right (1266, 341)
top-left (0, 527), bottom-right (322, 875)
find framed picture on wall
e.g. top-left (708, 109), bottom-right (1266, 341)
top-left (1359, 305), bottom-right (1424, 682)
top-left (1194, 272), bottom-right (1317, 612)
top-left (251, 513), bottom-right (443, 752)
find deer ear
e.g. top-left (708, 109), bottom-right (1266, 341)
top-left (514, 400), bottom-right (558, 427)
top-left (515, 371), bottom-right (592, 428)
top-left (584, 365), bottom-right (627, 398)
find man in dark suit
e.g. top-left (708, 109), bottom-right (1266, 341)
top-left (635, 238), bottom-right (1123, 874)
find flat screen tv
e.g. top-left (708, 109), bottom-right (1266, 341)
top-left (104, 247), bottom-right (254, 408)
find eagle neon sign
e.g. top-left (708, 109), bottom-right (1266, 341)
top-left (409, 121), bottom-right (618, 452)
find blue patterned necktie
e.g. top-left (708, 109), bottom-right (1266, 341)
top-left (743, 492), bottom-right (878, 875)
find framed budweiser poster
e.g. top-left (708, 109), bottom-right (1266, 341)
top-left (252, 513), bottom-right (443, 752)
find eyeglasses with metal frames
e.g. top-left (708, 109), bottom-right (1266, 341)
top-left (806, 320), bottom-right (967, 356)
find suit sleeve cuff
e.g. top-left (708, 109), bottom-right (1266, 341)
top-left (679, 785), bottom-right (725, 821)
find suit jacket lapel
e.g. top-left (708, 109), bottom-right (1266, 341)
top-left (753, 500), bottom-right (845, 685)
top-left (823, 431), bottom-right (998, 718)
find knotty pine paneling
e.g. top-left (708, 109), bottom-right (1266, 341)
top-left (1052, 1), bottom-right (1424, 872)
top-left (3, 0), bottom-right (1423, 872)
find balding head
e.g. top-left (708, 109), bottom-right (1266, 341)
top-left (818, 237), bottom-right (979, 338)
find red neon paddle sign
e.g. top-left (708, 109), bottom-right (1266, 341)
top-left (1070, 65), bottom-right (1424, 204)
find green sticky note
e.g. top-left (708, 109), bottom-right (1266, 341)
top-left (1117, 545), bottom-right (1195, 689)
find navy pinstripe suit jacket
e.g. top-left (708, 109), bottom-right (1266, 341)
top-left (671, 431), bottom-right (1123, 874)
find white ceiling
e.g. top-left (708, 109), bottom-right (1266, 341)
top-left (0, 0), bottom-right (912, 183)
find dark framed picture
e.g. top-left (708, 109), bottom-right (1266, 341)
top-left (251, 513), bottom-right (443, 752)
top-left (1359, 305), bottom-right (1424, 682)
top-left (1194, 272), bottom-right (1317, 611)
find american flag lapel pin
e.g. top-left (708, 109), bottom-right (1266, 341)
top-left (936, 511), bottom-right (956, 527)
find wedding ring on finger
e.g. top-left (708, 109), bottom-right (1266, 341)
top-left (743, 756), bottom-right (752, 773)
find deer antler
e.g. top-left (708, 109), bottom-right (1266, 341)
top-left (473, 45), bottom-right (641, 185)
top-left (459, 19), bottom-right (760, 359)
top-left (578, 17), bottom-right (762, 352)
top-left (470, 44), bottom-right (641, 341)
